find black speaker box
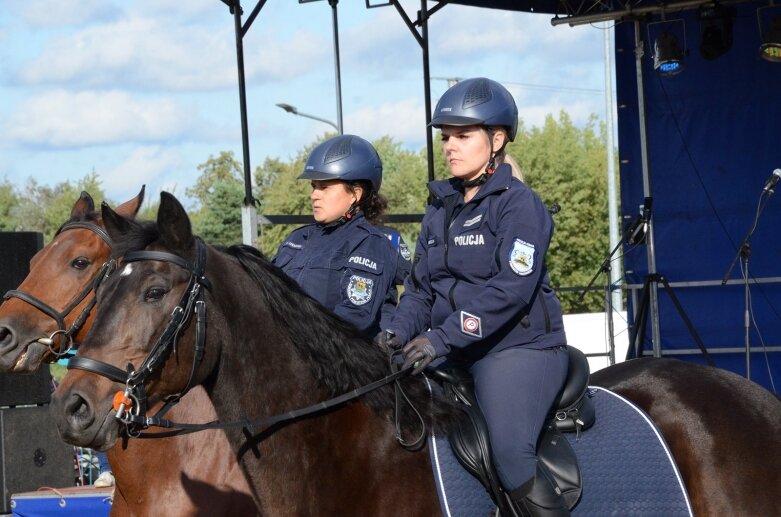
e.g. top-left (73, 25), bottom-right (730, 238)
top-left (0, 405), bottom-right (74, 513)
top-left (0, 231), bottom-right (44, 294)
top-left (0, 231), bottom-right (52, 406)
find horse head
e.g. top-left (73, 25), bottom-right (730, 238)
top-left (51, 192), bottom-right (219, 450)
top-left (0, 187), bottom-right (145, 373)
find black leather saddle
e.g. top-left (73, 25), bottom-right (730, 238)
top-left (430, 346), bottom-right (595, 515)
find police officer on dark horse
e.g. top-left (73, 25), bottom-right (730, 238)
top-left (377, 77), bottom-right (571, 516)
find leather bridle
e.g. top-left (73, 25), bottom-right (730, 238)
top-left (2, 221), bottom-right (116, 360)
top-left (67, 238), bottom-right (210, 434)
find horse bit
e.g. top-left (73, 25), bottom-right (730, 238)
top-left (2, 221), bottom-right (116, 360)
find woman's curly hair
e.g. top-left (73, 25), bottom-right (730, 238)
top-left (348, 180), bottom-right (387, 224)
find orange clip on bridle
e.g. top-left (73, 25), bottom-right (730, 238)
top-left (113, 390), bottom-right (133, 415)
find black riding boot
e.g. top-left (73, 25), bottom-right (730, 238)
top-left (508, 463), bottom-right (571, 517)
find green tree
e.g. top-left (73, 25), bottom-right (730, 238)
top-left (10, 174), bottom-right (105, 240)
top-left (510, 112), bottom-right (613, 312)
top-left (187, 151), bottom-right (246, 246)
top-left (0, 179), bottom-right (21, 231)
top-left (255, 140), bottom-right (321, 256)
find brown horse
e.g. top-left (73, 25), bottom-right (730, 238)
top-left (50, 192), bottom-right (450, 516)
top-left (0, 190), bottom-right (256, 516)
top-left (49, 192), bottom-right (781, 516)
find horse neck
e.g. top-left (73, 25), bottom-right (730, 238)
top-left (195, 252), bottom-right (432, 510)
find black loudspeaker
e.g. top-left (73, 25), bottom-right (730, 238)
top-left (0, 231), bottom-right (44, 294)
top-left (0, 406), bottom-right (74, 513)
top-left (0, 231), bottom-right (52, 406)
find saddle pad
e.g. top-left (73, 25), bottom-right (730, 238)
top-left (565, 387), bottom-right (693, 516)
top-left (428, 386), bottom-right (693, 516)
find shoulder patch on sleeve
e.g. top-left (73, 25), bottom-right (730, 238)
top-left (347, 275), bottom-right (374, 306)
top-left (460, 311), bottom-right (482, 338)
top-left (399, 243), bottom-right (411, 261)
top-left (509, 238), bottom-right (535, 276)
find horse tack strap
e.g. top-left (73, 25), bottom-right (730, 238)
top-left (133, 366), bottom-right (415, 437)
top-left (56, 221), bottom-right (112, 247)
top-left (68, 356), bottom-right (129, 384)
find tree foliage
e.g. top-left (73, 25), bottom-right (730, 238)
top-left (186, 151), bottom-right (246, 246)
top-left (509, 112), bottom-right (612, 312)
top-left (0, 174), bottom-right (105, 241)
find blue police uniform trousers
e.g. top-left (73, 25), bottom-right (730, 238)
top-left (469, 345), bottom-right (569, 490)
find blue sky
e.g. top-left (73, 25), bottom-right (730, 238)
top-left (0, 0), bottom-right (613, 207)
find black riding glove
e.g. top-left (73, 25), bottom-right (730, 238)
top-left (402, 335), bottom-right (436, 375)
top-left (374, 330), bottom-right (404, 352)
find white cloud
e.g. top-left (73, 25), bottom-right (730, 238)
top-left (101, 146), bottom-right (184, 202)
top-left (346, 97), bottom-right (427, 145)
top-left (17, 16), bottom-right (328, 91)
top-left (519, 97), bottom-right (602, 128)
top-left (9, 0), bottom-right (117, 28)
top-left (2, 90), bottom-right (198, 148)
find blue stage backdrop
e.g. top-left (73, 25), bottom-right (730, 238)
top-left (615, 0), bottom-right (781, 392)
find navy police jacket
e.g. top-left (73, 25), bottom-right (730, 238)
top-left (389, 164), bottom-right (567, 361)
top-left (272, 212), bottom-right (401, 337)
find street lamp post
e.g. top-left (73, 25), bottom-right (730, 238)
top-left (276, 103), bottom-right (340, 133)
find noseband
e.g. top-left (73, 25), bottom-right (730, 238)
top-left (68, 238), bottom-right (211, 434)
top-left (2, 221), bottom-right (116, 359)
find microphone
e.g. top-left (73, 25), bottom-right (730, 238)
top-left (762, 169), bottom-right (781, 193)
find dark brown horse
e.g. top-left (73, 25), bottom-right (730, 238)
top-left (50, 192), bottom-right (450, 516)
top-left (0, 190), bottom-right (255, 516)
top-left (49, 192), bottom-right (781, 516)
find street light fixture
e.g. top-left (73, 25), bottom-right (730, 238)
top-left (275, 103), bottom-right (340, 133)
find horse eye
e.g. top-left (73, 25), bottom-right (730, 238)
top-left (144, 287), bottom-right (167, 302)
top-left (71, 257), bottom-right (90, 270)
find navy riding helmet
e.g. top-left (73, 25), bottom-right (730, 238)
top-left (298, 135), bottom-right (383, 191)
top-left (430, 77), bottom-right (519, 141)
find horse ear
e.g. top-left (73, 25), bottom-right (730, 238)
top-left (70, 191), bottom-right (95, 220)
top-left (157, 191), bottom-right (194, 255)
top-left (101, 201), bottom-right (133, 243)
top-left (114, 185), bottom-right (146, 220)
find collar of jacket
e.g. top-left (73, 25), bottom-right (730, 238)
top-left (315, 210), bottom-right (366, 234)
top-left (427, 163), bottom-right (514, 203)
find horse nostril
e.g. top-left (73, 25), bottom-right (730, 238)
top-left (65, 392), bottom-right (95, 429)
top-left (0, 325), bottom-right (17, 351)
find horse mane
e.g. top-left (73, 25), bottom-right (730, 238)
top-left (225, 244), bottom-right (456, 435)
top-left (107, 220), bottom-right (455, 435)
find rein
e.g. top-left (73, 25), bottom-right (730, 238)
top-left (2, 221), bottom-right (116, 359)
top-left (67, 239), bottom-right (428, 449)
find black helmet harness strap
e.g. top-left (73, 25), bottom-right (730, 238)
top-left (319, 181), bottom-right (363, 229)
top-left (461, 126), bottom-right (505, 189)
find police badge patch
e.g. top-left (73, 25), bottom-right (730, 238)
top-left (399, 243), bottom-right (411, 261)
top-left (460, 311), bottom-right (482, 338)
top-left (347, 275), bottom-right (374, 305)
top-left (509, 238), bottom-right (535, 276)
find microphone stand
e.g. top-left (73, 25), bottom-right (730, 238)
top-left (721, 187), bottom-right (776, 380)
top-left (577, 213), bottom-right (641, 365)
